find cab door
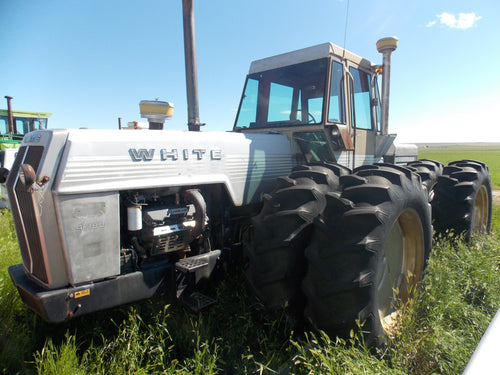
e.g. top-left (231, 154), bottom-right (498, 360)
top-left (347, 65), bottom-right (380, 166)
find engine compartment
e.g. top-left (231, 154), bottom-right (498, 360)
top-left (120, 188), bottom-right (211, 274)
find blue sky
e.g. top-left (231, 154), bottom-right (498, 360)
top-left (1, 0), bottom-right (499, 143)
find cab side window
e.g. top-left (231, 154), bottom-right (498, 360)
top-left (349, 67), bottom-right (372, 129)
top-left (15, 119), bottom-right (29, 135)
top-left (0, 117), bottom-right (8, 134)
top-left (328, 61), bottom-right (345, 123)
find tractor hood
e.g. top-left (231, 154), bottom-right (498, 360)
top-left (16, 129), bottom-right (293, 206)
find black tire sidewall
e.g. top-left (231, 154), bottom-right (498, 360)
top-left (303, 165), bottom-right (432, 346)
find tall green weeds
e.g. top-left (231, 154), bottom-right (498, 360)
top-left (391, 230), bottom-right (500, 374)
top-left (1, 206), bottom-right (500, 374)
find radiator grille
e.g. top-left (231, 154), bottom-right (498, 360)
top-left (7, 146), bottom-right (48, 284)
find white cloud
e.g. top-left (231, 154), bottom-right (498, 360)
top-left (427, 12), bottom-right (481, 29)
top-left (439, 12), bottom-right (458, 27)
top-left (455, 13), bottom-right (481, 29)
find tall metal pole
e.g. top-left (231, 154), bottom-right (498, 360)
top-left (4, 96), bottom-right (14, 134)
top-left (376, 37), bottom-right (398, 136)
top-left (182, 0), bottom-right (203, 131)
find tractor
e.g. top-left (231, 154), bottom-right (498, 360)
top-left (6, 2), bottom-right (492, 346)
top-left (0, 96), bottom-right (51, 207)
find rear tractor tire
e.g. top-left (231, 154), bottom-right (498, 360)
top-left (406, 159), bottom-right (444, 201)
top-left (432, 160), bottom-right (492, 237)
top-left (245, 162), bottom-right (350, 312)
top-left (302, 164), bottom-right (432, 346)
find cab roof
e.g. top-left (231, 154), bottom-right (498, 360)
top-left (249, 42), bottom-right (376, 74)
top-left (0, 109), bottom-right (52, 118)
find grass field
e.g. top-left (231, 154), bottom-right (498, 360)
top-left (419, 144), bottom-right (500, 189)
top-left (1, 208), bottom-right (499, 374)
top-left (1, 146), bottom-right (499, 374)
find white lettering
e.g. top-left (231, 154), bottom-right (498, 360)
top-left (192, 149), bottom-right (206, 160)
top-left (211, 149), bottom-right (222, 160)
top-left (161, 149), bottom-right (178, 161)
top-left (129, 148), bottom-right (155, 162)
top-left (128, 148), bottom-right (222, 162)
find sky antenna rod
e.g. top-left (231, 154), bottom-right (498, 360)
top-left (342, 0), bottom-right (350, 59)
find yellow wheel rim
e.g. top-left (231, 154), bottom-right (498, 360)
top-left (472, 185), bottom-right (489, 233)
top-left (377, 209), bottom-right (425, 334)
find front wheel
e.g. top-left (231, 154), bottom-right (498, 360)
top-left (302, 164), bottom-right (432, 346)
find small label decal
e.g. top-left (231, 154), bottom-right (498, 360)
top-left (75, 289), bottom-right (90, 298)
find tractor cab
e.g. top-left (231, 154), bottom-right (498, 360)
top-left (0, 102), bottom-right (51, 169)
top-left (0, 97), bottom-right (51, 207)
top-left (0, 95), bottom-right (51, 168)
top-left (234, 40), bottom-right (403, 169)
top-left (0, 109), bottom-right (51, 145)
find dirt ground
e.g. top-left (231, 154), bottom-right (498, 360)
top-left (494, 190), bottom-right (500, 205)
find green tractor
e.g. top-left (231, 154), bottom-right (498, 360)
top-left (0, 96), bottom-right (51, 207)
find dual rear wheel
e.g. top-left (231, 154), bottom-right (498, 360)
top-left (246, 159), bottom-right (492, 345)
top-left (302, 164), bottom-right (431, 345)
top-left (433, 160), bottom-right (492, 237)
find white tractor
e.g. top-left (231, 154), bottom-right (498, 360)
top-left (6, 1), bottom-right (492, 346)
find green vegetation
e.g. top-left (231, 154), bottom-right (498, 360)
top-left (1, 204), bottom-right (499, 374)
top-left (419, 145), bottom-right (500, 188)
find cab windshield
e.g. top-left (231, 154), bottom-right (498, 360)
top-left (235, 59), bottom-right (328, 129)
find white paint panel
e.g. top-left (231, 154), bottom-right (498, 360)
top-left (52, 129), bottom-right (293, 205)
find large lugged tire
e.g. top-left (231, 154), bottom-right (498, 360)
top-left (406, 159), bottom-right (444, 201)
top-left (245, 163), bottom-right (350, 311)
top-left (432, 160), bottom-right (492, 237)
top-left (302, 164), bottom-right (432, 346)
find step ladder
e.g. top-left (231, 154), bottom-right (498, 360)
top-left (175, 256), bottom-right (216, 312)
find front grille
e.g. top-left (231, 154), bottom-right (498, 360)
top-left (7, 147), bottom-right (28, 264)
top-left (7, 146), bottom-right (48, 284)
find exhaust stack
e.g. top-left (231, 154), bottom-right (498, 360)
top-left (182, 0), bottom-right (204, 131)
top-left (4, 96), bottom-right (14, 134)
top-left (376, 37), bottom-right (398, 135)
